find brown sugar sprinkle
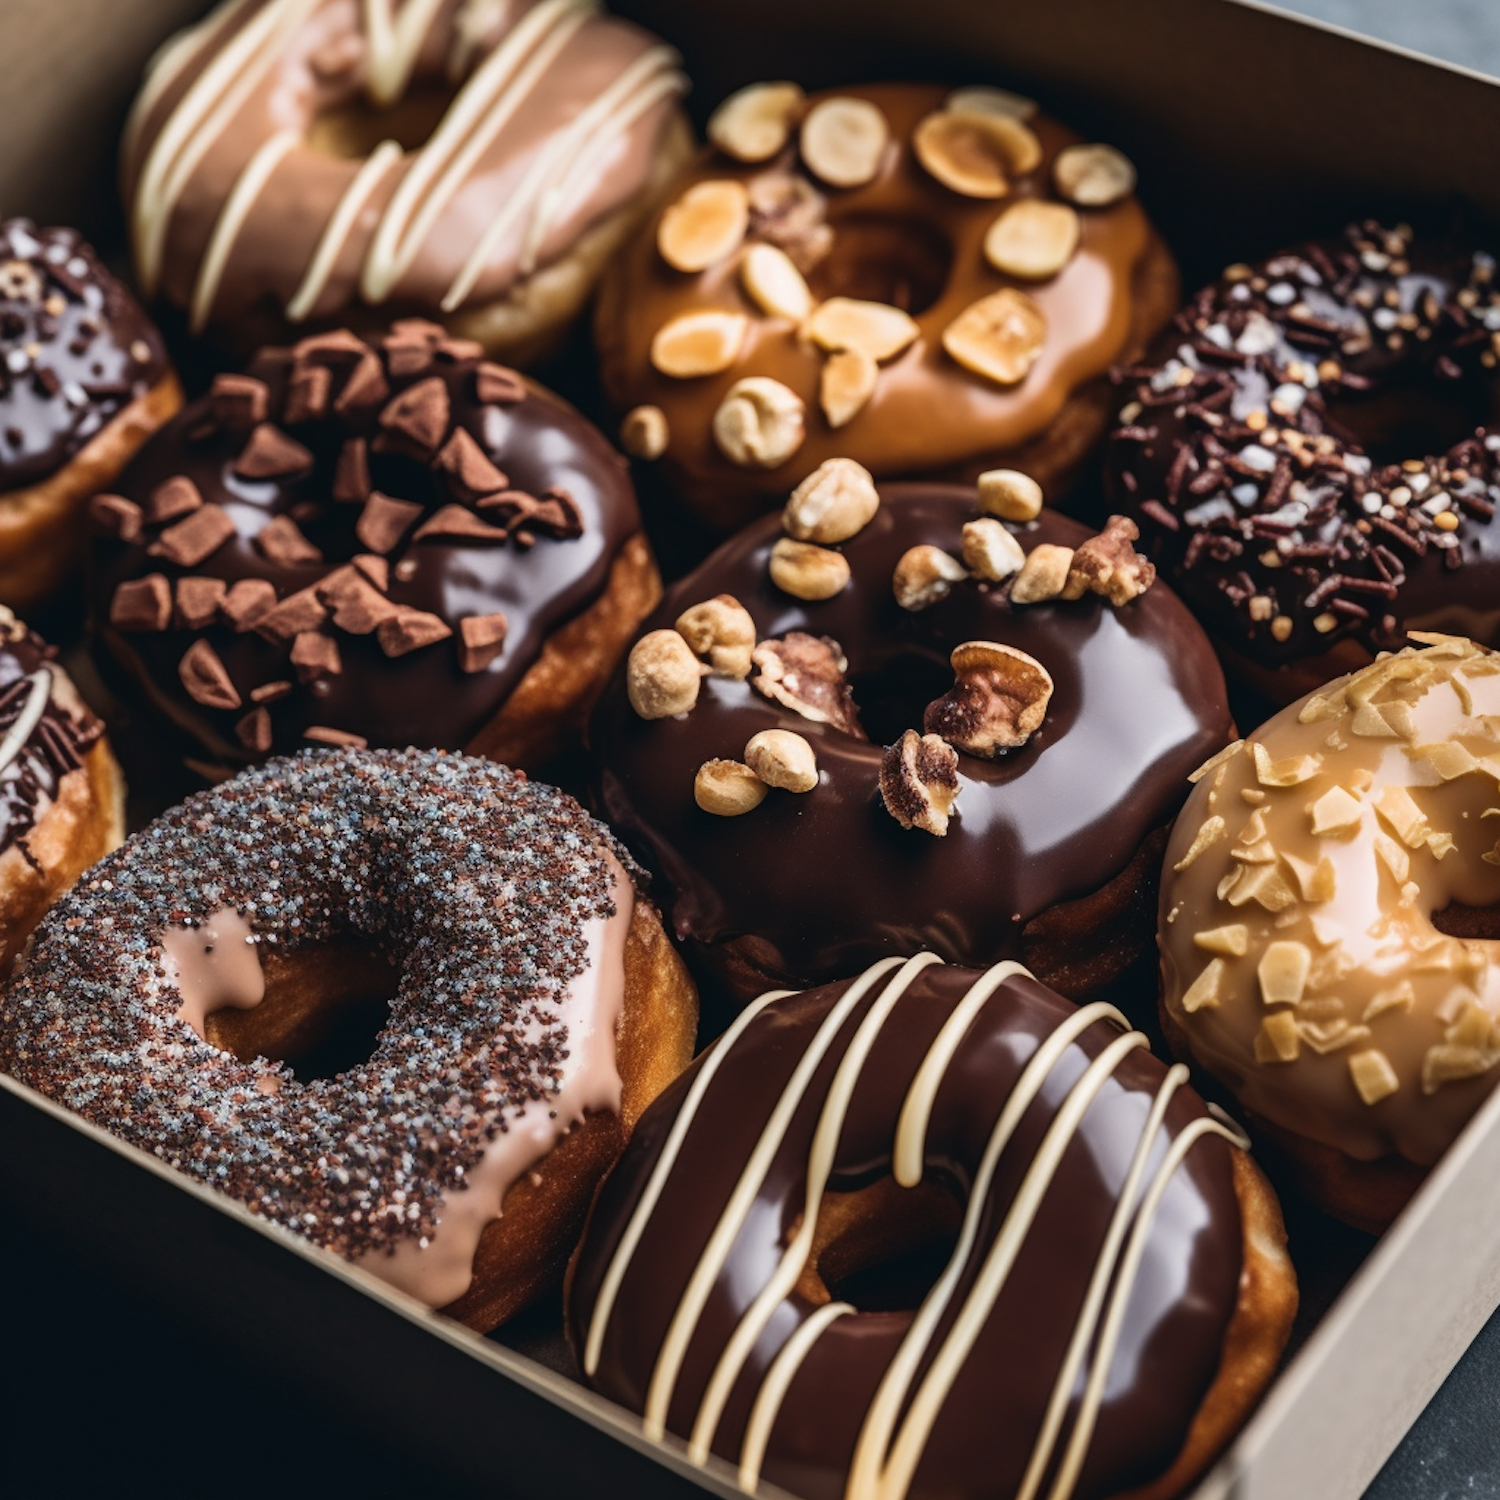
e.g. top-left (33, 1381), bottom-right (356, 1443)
top-left (0, 752), bottom-right (633, 1260)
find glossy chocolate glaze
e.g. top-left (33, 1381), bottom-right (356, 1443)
top-left (1107, 221), bottom-right (1500, 685)
top-left (592, 484), bottom-right (1231, 994)
top-left (92, 326), bottom-right (640, 761)
top-left (0, 618), bottom-right (103, 852)
top-left (597, 84), bottom-right (1158, 526)
top-left (0, 219), bottom-right (168, 491)
top-left (569, 959), bottom-right (1243, 1500)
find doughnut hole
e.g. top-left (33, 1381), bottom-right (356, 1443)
top-left (806, 215), bottom-right (951, 317)
top-left (1323, 375), bottom-right (1499, 470)
top-left (1431, 900), bottom-right (1500, 943)
top-left (846, 650), bottom-right (953, 747)
top-left (306, 86), bottom-right (452, 160)
top-left (203, 942), bottom-right (398, 1083)
top-left (794, 1176), bottom-right (964, 1314)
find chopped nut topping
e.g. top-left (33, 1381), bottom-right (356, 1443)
top-left (769, 538), bottom-right (851, 600)
top-left (879, 729), bottom-right (960, 836)
top-left (820, 349), bottom-right (878, 428)
top-left (708, 81), bottom-right (806, 162)
top-left (694, 758), bottom-right (768, 816)
top-left (740, 242), bottom-right (814, 322)
top-left (1053, 142), bottom-right (1137, 206)
top-left (751, 633), bottom-right (863, 737)
top-left (650, 309), bottom-right (749, 378)
top-left (627, 629), bottom-right (703, 719)
top-left (1255, 1012), bottom-right (1301, 1064)
top-left (745, 728), bottom-right (818, 792)
top-left (1376, 784), bottom-right (1430, 848)
top-left (1182, 959), bottom-right (1225, 1013)
top-left (977, 468), bottom-right (1044, 522)
top-left (1258, 941), bottom-right (1312, 1006)
top-left (784, 458), bottom-right (880, 543)
top-left (925, 640), bottom-right (1053, 756)
top-left (1061, 515), bottom-right (1155, 605)
top-left (799, 95), bottom-right (889, 188)
top-left (747, 171), bottom-right (833, 271)
top-left (892, 544), bottom-right (968, 611)
top-left (912, 109), bottom-right (1041, 197)
top-left (1349, 1049), bottom-right (1400, 1104)
top-left (1174, 815), bottom-right (1225, 871)
top-left (657, 180), bottom-right (750, 272)
top-left (1309, 785), bottom-right (1363, 837)
top-left (1363, 981), bottom-right (1415, 1022)
top-left (620, 404), bottom-right (669, 460)
top-left (945, 85), bottom-right (1038, 121)
top-left (1284, 851), bottom-right (1337, 903)
top-left (943, 288), bottom-right (1047, 385)
top-left (804, 297), bottom-right (920, 363)
top-left (1422, 1044), bottom-right (1495, 1094)
top-left (713, 377), bottom-right (806, 468)
top-left (1009, 543), bottom-right (1074, 604)
top-left (961, 518), bottom-right (1026, 581)
top-left (1251, 742), bottom-right (1320, 787)
top-left (1224, 862), bottom-right (1299, 911)
top-left (983, 200), bottom-right (1080, 280)
top-left (1195, 924), bottom-right (1249, 956)
top-left (1189, 740), bottom-right (1245, 783)
top-left (675, 594), bottom-right (756, 679)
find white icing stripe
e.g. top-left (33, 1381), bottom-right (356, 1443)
top-left (285, 140), bottom-right (404, 323)
top-left (581, 983), bottom-right (796, 1378)
top-left (0, 671), bottom-right (52, 775)
top-left (686, 953), bottom-right (941, 1463)
top-left (844, 997), bottom-right (1129, 1500)
top-left (642, 955), bottom-right (911, 1442)
top-left (892, 958), bottom-right (1027, 1187)
top-left (360, 0), bottom-right (595, 304)
top-left (189, 129), bottom-right (302, 333)
top-left (871, 1030), bottom-right (1149, 1500)
top-left (738, 1300), bottom-right (853, 1494)
top-left (363, 0), bottom-right (447, 105)
top-left (1014, 1065), bottom-right (1190, 1500)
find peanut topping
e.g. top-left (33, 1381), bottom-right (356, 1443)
top-left (804, 297), bottom-right (920, 363)
top-left (1053, 143), bottom-right (1137, 207)
top-left (925, 641), bottom-right (1053, 757)
top-left (820, 349), bottom-right (878, 428)
top-left (750, 633), bottom-right (863, 737)
top-left (769, 538), bottom-right (851, 601)
top-left (892, 545), bottom-right (968, 611)
top-left (784, 458), bottom-right (880, 543)
top-left (912, 109), bottom-right (1042, 198)
top-left (627, 629), bottom-right (702, 719)
top-left (745, 729), bottom-right (818, 793)
top-left (1009, 543), bottom-right (1074, 604)
top-left (675, 595), bottom-right (756, 680)
top-left (650, 310), bottom-right (749, 378)
top-left (619, 404), bottom-right (669, 460)
top-left (799, 96), bottom-right (890, 188)
top-left (713, 377), bottom-right (806, 469)
top-left (1061, 515), bottom-right (1155, 605)
top-left (695, 759), bottom-right (768, 817)
top-left (977, 468), bottom-right (1044, 522)
top-left (879, 729), bottom-right (960, 836)
top-left (961, 518), bottom-right (1026, 581)
top-left (945, 85), bottom-right (1038, 122)
top-left (708, 81), bottom-right (806, 163)
top-left (943, 288), bottom-right (1047, 386)
top-left (740, 242), bottom-right (815, 322)
top-left (657, 180), bottom-right (751, 272)
top-left (983, 200), bottom-right (1081, 280)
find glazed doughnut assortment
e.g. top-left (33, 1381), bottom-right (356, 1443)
top-left (11, 2), bottom-right (1500, 1492)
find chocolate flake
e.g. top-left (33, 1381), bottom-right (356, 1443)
top-left (235, 706), bottom-right (273, 753)
top-left (109, 574), bottom-right (172, 632)
top-left (235, 423), bottom-right (315, 481)
top-left (377, 606), bottom-right (452, 657)
top-left (255, 514), bottom-right (323, 565)
top-left (148, 504), bottom-right (236, 567)
top-left (178, 639), bottom-right (241, 710)
top-left (250, 679), bottom-right (293, 704)
top-left (303, 724), bottom-right (367, 747)
top-left (458, 612), bottom-right (509, 672)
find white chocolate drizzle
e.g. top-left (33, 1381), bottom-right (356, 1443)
top-left (0, 670), bottom-right (53, 776)
top-left (584, 954), bottom-right (1249, 1499)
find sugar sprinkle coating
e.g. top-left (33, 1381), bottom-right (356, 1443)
top-left (1, 748), bottom-right (633, 1262)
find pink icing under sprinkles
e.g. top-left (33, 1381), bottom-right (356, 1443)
top-left (0, 747), bottom-right (633, 1262)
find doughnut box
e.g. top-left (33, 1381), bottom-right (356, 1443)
top-left (6, 1), bottom-right (1500, 1496)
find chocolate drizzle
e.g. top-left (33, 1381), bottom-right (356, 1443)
top-left (569, 957), bottom-right (1245, 1500)
top-left (0, 219), bottom-right (168, 492)
top-left (92, 323), bottom-right (639, 761)
top-left (1107, 222), bottom-right (1500, 680)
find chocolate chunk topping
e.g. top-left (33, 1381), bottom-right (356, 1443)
top-left (284, 363), bottom-right (331, 425)
top-left (178, 639), bottom-right (241, 710)
top-left (303, 725), bottom-right (367, 747)
top-left (291, 630), bottom-right (342, 683)
top-left (333, 351), bottom-right (389, 414)
top-left (333, 436), bottom-right (371, 503)
top-left (254, 514), bottom-right (322, 565)
top-left (352, 553), bottom-right (388, 591)
top-left (174, 576), bottom-right (227, 630)
top-left (411, 504), bottom-right (509, 544)
top-left (250, 680), bottom-right (293, 704)
top-left (110, 574), bottom-right (172, 632)
top-left (147, 504), bottom-right (235, 567)
top-left (316, 567), bottom-right (398, 634)
top-left (210, 373), bottom-right (269, 432)
top-left (458, 612), bottom-right (509, 672)
top-left (475, 362), bottom-right (525, 405)
top-left (234, 423), bottom-right (314, 481)
top-left (221, 578), bottom-right (278, 631)
top-left (437, 336), bottom-right (485, 363)
top-left (377, 376), bottom-right (450, 455)
top-left (292, 328), bottom-right (367, 368)
top-left (355, 491), bottom-right (423, 554)
top-left (234, 706), bottom-right (273, 752)
top-left (377, 606), bottom-right (452, 657)
top-left (434, 426), bottom-right (508, 502)
top-left (256, 586), bottom-right (329, 642)
top-left (145, 474), bottom-right (203, 525)
top-left (91, 493), bottom-right (142, 542)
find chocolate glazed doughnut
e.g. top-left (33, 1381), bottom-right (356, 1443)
top-left (91, 321), bottom-right (658, 773)
top-left (568, 954), bottom-right (1296, 1500)
top-left (1107, 221), bottom-right (1500, 703)
top-left (592, 477), bottom-right (1232, 1008)
top-left (599, 82), bottom-right (1179, 530)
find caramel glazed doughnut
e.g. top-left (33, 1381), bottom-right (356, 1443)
top-left (0, 609), bottom-right (124, 976)
top-left (1160, 635), bottom-right (1500, 1231)
top-left (1107, 221), bottom-right (1500, 704)
top-left (0, 749), bottom-right (698, 1331)
top-left (568, 954), bottom-right (1297, 1500)
top-left (593, 465), bottom-right (1232, 1006)
top-left (122, 0), bottom-right (691, 361)
top-left (0, 219), bottom-right (181, 613)
top-left (598, 81), bottom-right (1180, 530)
top-left (91, 321), bottom-right (659, 774)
